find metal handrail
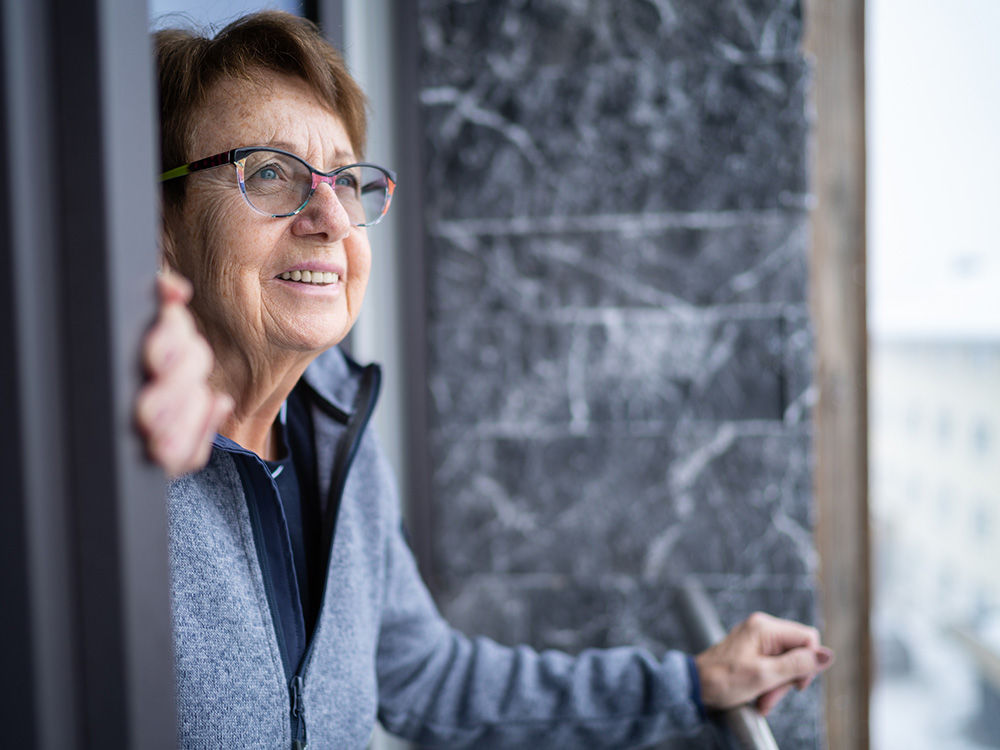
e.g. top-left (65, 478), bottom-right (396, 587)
top-left (677, 580), bottom-right (780, 750)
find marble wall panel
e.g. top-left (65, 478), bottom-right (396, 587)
top-left (427, 317), bottom-right (574, 430)
top-left (430, 434), bottom-right (680, 581)
top-left (783, 309), bottom-right (815, 424)
top-left (428, 313), bottom-right (802, 429)
top-left (430, 426), bottom-right (812, 583)
top-left (418, 1), bottom-right (804, 85)
top-left (440, 575), bottom-right (645, 651)
top-left (421, 58), bottom-right (809, 220)
top-left (428, 213), bottom-right (810, 314)
top-left (414, 0), bottom-right (820, 746)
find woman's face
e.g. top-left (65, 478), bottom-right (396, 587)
top-left (168, 70), bottom-right (371, 364)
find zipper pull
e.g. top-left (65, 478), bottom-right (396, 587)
top-left (291, 675), bottom-right (307, 749)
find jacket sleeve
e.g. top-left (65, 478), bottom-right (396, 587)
top-left (374, 520), bottom-right (707, 749)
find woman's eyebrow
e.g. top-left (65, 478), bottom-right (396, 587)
top-left (264, 141), bottom-right (357, 166)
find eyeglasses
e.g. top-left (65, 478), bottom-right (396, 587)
top-left (160, 147), bottom-right (396, 227)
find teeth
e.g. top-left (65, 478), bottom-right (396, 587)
top-left (278, 270), bottom-right (340, 285)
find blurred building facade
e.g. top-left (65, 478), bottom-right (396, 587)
top-left (870, 336), bottom-right (1000, 748)
top-left (872, 338), bottom-right (999, 622)
top-left (867, 1), bottom-right (1000, 746)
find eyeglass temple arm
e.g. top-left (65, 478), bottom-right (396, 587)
top-left (159, 149), bottom-right (238, 182)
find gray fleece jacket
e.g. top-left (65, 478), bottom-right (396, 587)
top-left (167, 347), bottom-right (704, 748)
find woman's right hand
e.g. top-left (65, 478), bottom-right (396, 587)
top-left (694, 611), bottom-right (834, 716)
top-left (135, 271), bottom-right (233, 478)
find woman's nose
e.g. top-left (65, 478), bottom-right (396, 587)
top-left (295, 181), bottom-right (352, 240)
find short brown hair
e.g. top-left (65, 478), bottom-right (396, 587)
top-left (155, 10), bottom-right (367, 209)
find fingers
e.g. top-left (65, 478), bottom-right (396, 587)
top-left (156, 268), bottom-right (193, 306)
top-left (756, 683), bottom-right (792, 716)
top-left (145, 342), bottom-right (214, 450)
top-left (137, 275), bottom-right (231, 477)
top-left (138, 386), bottom-right (232, 479)
top-left (747, 613), bottom-right (829, 693)
top-left (754, 645), bottom-right (833, 715)
top-left (748, 612), bottom-right (821, 655)
top-left (144, 298), bottom-right (199, 376)
top-left (137, 380), bottom-right (205, 476)
top-left (764, 646), bottom-right (823, 688)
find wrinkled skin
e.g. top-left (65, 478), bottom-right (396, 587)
top-left (144, 70), bottom-right (371, 462)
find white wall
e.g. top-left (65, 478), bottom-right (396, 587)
top-left (344, 0), bottom-right (409, 504)
top-left (344, 12), bottom-right (411, 750)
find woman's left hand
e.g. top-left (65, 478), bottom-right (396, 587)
top-left (135, 271), bottom-right (233, 478)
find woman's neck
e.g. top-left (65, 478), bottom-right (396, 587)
top-left (211, 347), bottom-right (314, 461)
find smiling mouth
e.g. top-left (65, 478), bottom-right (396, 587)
top-left (277, 270), bottom-right (340, 285)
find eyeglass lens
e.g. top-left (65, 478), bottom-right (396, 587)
top-left (240, 150), bottom-right (390, 224)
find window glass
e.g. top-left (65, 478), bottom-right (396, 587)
top-left (149, 0), bottom-right (303, 28)
top-left (868, 1), bottom-right (1000, 747)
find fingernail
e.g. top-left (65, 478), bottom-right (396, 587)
top-left (816, 647), bottom-right (834, 666)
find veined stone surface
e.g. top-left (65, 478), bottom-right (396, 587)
top-left (415, 1), bottom-right (820, 747)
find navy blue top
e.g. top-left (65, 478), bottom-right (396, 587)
top-left (265, 387), bottom-right (322, 639)
top-left (221, 384), bottom-right (325, 678)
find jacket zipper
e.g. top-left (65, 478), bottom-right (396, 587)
top-left (290, 675), bottom-right (307, 749)
top-left (282, 365), bottom-right (381, 750)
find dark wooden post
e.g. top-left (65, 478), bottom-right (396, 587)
top-left (803, 2), bottom-right (871, 748)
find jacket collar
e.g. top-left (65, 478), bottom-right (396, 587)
top-left (301, 346), bottom-right (366, 417)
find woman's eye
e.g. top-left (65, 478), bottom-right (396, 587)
top-left (253, 164), bottom-right (284, 181)
top-left (335, 173), bottom-right (359, 189)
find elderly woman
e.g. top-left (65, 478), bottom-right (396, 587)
top-left (137, 11), bottom-right (832, 749)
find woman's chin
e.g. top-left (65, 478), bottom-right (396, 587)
top-left (272, 331), bottom-right (347, 357)
top-left (260, 292), bottom-right (354, 353)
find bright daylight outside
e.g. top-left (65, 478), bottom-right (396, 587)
top-left (868, 1), bottom-right (1000, 747)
